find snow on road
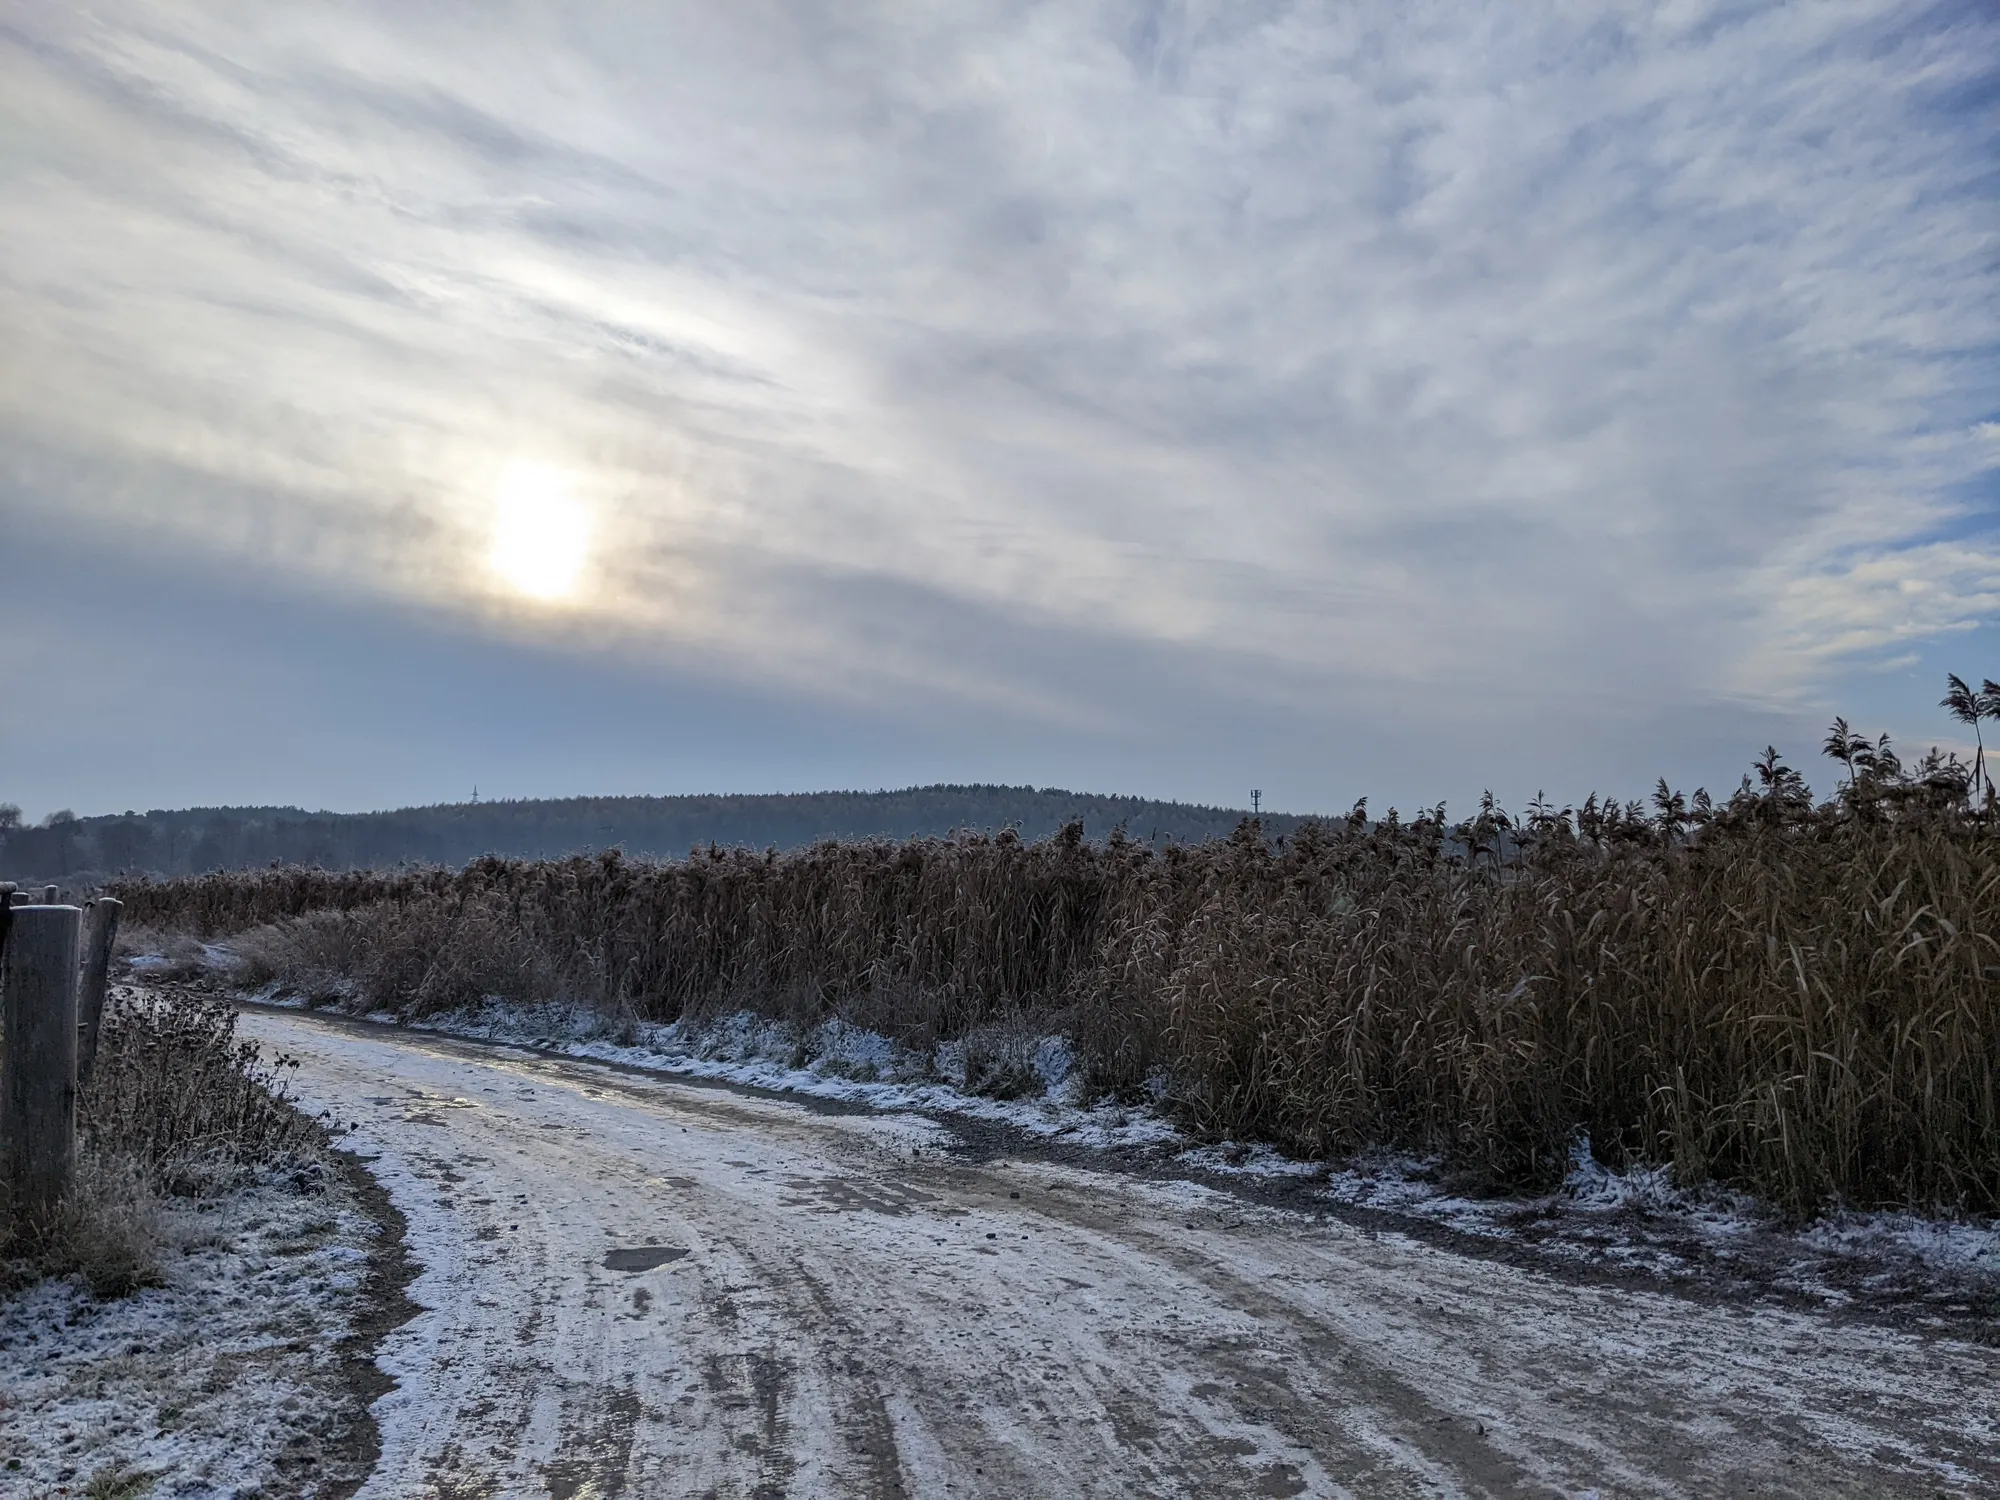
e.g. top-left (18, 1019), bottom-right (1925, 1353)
top-left (237, 1005), bottom-right (2000, 1499)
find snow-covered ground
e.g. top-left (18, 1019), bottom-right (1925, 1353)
top-left (219, 1000), bottom-right (2000, 1497)
top-left (276, 990), bottom-right (2000, 1322)
top-left (0, 1167), bottom-right (385, 1498)
top-left (379, 996), bottom-right (1181, 1151)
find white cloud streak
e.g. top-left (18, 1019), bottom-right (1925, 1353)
top-left (1, 1), bottom-right (1994, 750)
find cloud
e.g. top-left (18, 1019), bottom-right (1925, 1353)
top-left (1, 0), bottom-right (1995, 794)
top-left (1747, 540), bottom-right (2000, 685)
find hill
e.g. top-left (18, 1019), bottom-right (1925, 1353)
top-left (0, 785), bottom-right (1301, 882)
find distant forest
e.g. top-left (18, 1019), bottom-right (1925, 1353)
top-left (0, 785), bottom-right (1299, 883)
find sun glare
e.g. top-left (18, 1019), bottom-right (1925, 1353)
top-left (489, 463), bottom-right (593, 603)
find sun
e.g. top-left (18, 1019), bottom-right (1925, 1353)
top-left (488, 463), bottom-right (594, 602)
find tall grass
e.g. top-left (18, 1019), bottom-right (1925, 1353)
top-left (114, 756), bottom-right (2000, 1219)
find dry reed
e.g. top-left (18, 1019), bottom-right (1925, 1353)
top-left (113, 756), bottom-right (2000, 1218)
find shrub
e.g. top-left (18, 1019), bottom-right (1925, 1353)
top-left (81, 988), bottom-right (318, 1194)
top-left (1, 988), bottom-right (321, 1297)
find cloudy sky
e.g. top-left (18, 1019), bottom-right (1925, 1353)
top-left (3, 1), bottom-right (1996, 819)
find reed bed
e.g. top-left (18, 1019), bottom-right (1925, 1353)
top-left (113, 756), bottom-right (2000, 1219)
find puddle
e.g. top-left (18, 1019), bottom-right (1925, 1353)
top-left (603, 1246), bottom-right (691, 1272)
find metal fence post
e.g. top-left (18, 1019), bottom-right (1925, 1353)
top-left (2, 905), bottom-right (82, 1223)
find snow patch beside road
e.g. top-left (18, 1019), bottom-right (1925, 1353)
top-left (336, 994), bottom-right (1184, 1153)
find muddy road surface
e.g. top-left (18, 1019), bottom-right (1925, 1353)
top-left (236, 1006), bottom-right (1998, 1499)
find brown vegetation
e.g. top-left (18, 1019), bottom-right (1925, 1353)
top-left (111, 735), bottom-right (2000, 1220)
top-left (81, 987), bottom-right (319, 1195)
top-left (1, 988), bottom-right (320, 1298)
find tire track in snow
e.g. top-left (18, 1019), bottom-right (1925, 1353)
top-left (236, 1006), bottom-right (2000, 1499)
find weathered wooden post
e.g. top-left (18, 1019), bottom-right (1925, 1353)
top-left (78, 898), bottom-right (123, 1087)
top-left (2, 905), bottom-right (82, 1223)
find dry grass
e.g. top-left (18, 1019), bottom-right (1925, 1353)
top-left (112, 752), bottom-right (2000, 1219)
top-left (1, 988), bottom-right (322, 1298)
top-left (0, 1155), bottom-right (165, 1300)
top-left (109, 927), bottom-right (212, 984)
top-left (82, 1468), bottom-right (159, 1500)
top-left (81, 986), bottom-right (321, 1193)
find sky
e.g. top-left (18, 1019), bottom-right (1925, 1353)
top-left (2, 1), bottom-right (1997, 821)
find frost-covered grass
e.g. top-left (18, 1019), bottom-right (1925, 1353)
top-left (0, 988), bottom-right (372, 1496)
top-left (0, 1168), bottom-right (378, 1498)
top-left (0, 984), bottom-right (387, 1497)
top-left (1298, 1138), bottom-right (2000, 1307)
top-left (2, 986), bottom-right (323, 1303)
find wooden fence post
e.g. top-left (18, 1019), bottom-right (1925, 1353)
top-left (77, 898), bottom-right (123, 1086)
top-left (2, 905), bottom-right (82, 1223)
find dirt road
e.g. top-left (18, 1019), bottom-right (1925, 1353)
top-left (236, 1006), bottom-right (1999, 1499)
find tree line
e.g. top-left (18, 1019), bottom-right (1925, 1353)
top-left (0, 785), bottom-right (1302, 883)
